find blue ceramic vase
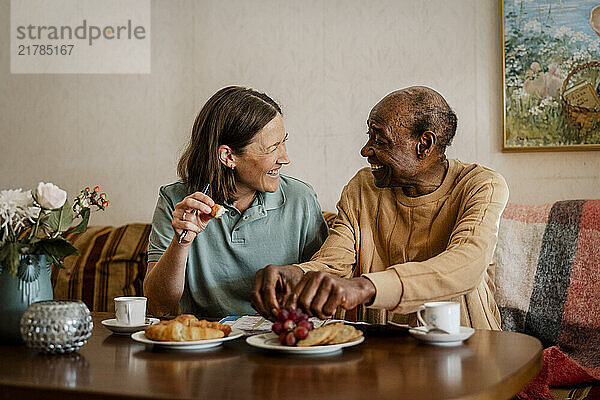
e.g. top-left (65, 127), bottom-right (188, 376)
top-left (0, 255), bottom-right (53, 343)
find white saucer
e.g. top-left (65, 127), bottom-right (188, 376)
top-left (408, 326), bottom-right (475, 346)
top-left (101, 318), bottom-right (160, 335)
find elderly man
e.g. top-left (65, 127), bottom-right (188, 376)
top-left (252, 86), bottom-right (508, 329)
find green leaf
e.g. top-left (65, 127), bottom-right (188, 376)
top-left (37, 238), bottom-right (78, 259)
top-left (67, 208), bottom-right (90, 234)
top-left (0, 242), bottom-right (21, 276)
top-left (26, 237), bottom-right (43, 255)
top-left (45, 253), bottom-right (65, 270)
top-left (47, 201), bottom-right (74, 233)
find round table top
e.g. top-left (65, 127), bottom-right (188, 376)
top-left (0, 312), bottom-right (542, 400)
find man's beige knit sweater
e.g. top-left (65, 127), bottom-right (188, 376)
top-left (299, 159), bottom-right (509, 329)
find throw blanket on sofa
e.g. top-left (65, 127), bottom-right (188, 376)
top-left (495, 200), bottom-right (600, 399)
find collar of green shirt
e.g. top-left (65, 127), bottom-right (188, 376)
top-left (224, 184), bottom-right (286, 212)
top-left (258, 183), bottom-right (286, 210)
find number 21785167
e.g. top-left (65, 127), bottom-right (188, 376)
top-left (18, 44), bottom-right (74, 56)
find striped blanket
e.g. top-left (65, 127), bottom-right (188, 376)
top-left (495, 200), bottom-right (600, 399)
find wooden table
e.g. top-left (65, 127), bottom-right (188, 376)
top-left (0, 312), bottom-right (542, 400)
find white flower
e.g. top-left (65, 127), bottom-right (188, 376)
top-left (553, 26), bottom-right (573, 38)
top-left (511, 87), bottom-right (527, 99)
top-left (539, 97), bottom-right (558, 108)
top-left (507, 76), bottom-right (522, 88)
top-left (570, 31), bottom-right (592, 44)
top-left (515, 44), bottom-right (527, 56)
top-left (29, 206), bottom-right (40, 219)
top-left (573, 50), bottom-right (591, 62)
top-left (523, 20), bottom-right (541, 32)
top-left (35, 182), bottom-right (67, 210)
top-left (529, 105), bottom-right (543, 116)
top-left (0, 189), bottom-right (37, 239)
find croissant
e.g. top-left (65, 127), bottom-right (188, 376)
top-left (145, 314), bottom-right (231, 341)
top-left (190, 319), bottom-right (232, 336)
top-left (174, 314), bottom-right (198, 326)
top-left (174, 314), bottom-right (232, 335)
top-left (211, 204), bottom-right (225, 218)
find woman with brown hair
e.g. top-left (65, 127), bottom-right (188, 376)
top-left (144, 86), bottom-right (328, 317)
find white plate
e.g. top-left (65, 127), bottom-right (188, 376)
top-left (408, 326), bottom-right (475, 346)
top-left (101, 318), bottom-right (160, 335)
top-left (131, 329), bottom-right (244, 350)
top-left (246, 332), bottom-right (365, 354)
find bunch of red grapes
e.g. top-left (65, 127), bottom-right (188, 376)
top-left (272, 308), bottom-right (314, 346)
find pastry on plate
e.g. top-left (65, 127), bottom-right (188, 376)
top-left (328, 323), bottom-right (363, 344)
top-left (145, 314), bottom-right (231, 341)
top-left (175, 314), bottom-right (232, 336)
top-left (297, 323), bottom-right (362, 347)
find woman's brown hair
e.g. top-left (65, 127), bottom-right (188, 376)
top-left (177, 86), bottom-right (282, 204)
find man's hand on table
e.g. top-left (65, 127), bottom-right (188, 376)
top-left (252, 266), bottom-right (377, 321)
top-left (252, 264), bottom-right (304, 320)
top-left (284, 272), bottom-right (376, 319)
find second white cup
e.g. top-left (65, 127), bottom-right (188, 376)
top-left (114, 296), bottom-right (147, 326)
top-left (417, 301), bottom-right (460, 334)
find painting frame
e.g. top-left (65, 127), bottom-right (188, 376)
top-left (502, 0), bottom-right (600, 152)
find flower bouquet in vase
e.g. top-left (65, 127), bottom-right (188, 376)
top-left (0, 183), bottom-right (108, 343)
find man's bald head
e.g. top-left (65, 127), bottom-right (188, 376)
top-left (375, 86), bottom-right (458, 151)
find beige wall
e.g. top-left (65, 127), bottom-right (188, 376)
top-left (1, 0), bottom-right (599, 226)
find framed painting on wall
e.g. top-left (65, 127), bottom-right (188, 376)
top-left (503, 0), bottom-right (600, 151)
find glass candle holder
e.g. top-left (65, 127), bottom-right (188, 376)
top-left (20, 300), bottom-right (93, 354)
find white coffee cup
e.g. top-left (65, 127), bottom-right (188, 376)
top-left (114, 296), bottom-right (147, 326)
top-left (417, 301), bottom-right (460, 334)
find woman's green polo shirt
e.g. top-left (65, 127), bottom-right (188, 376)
top-left (147, 175), bottom-right (328, 317)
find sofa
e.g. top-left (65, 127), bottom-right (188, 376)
top-left (52, 223), bottom-right (152, 312)
top-left (52, 206), bottom-right (599, 399)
